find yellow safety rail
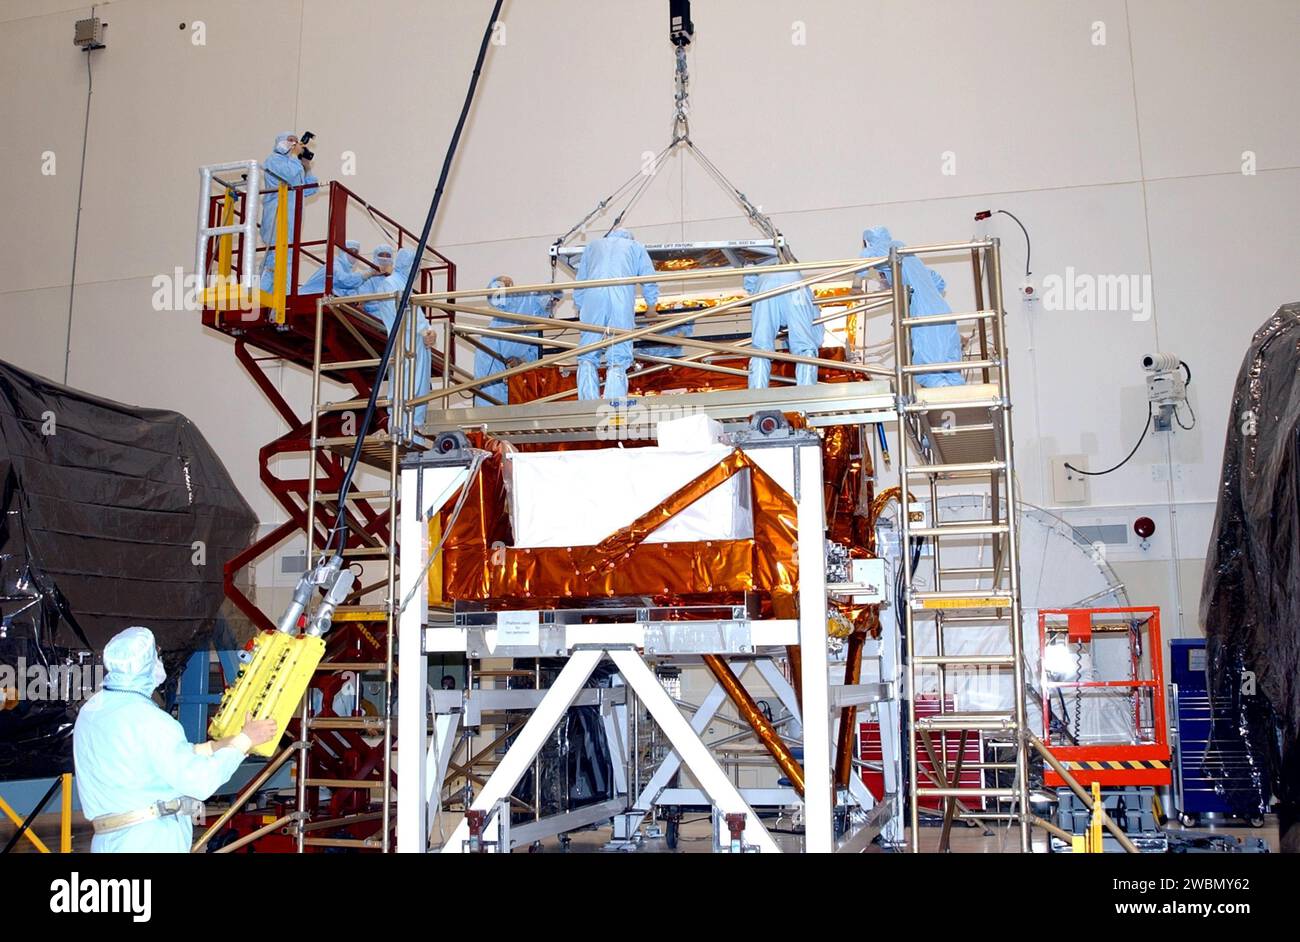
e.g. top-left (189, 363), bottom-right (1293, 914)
top-left (271, 181), bottom-right (288, 323)
top-left (60, 772), bottom-right (72, 853)
top-left (213, 191), bottom-right (236, 326)
top-left (201, 181), bottom-right (288, 320)
top-left (0, 773), bottom-right (76, 853)
top-left (427, 515), bottom-right (444, 605)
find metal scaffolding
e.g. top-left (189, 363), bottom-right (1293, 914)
top-left (294, 237), bottom-right (1034, 853)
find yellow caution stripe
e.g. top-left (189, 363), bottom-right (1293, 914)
top-left (1064, 759), bottom-right (1168, 771)
top-left (917, 597), bottom-right (1011, 610)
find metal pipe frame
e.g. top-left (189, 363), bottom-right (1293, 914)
top-left (454, 321), bottom-right (754, 382)
top-left (521, 297), bottom-right (896, 407)
top-left (436, 294), bottom-right (894, 404)
top-left (380, 239), bottom-right (1016, 855)
top-left (196, 159), bottom-right (259, 296)
top-left (214, 814), bottom-right (297, 855)
top-left (391, 260), bottom-right (877, 408)
top-left (404, 241), bottom-right (990, 305)
top-left (191, 742), bottom-right (302, 852)
top-left (989, 240), bottom-right (1032, 853)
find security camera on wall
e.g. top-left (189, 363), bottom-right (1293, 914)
top-left (1143, 354), bottom-right (1189, 431)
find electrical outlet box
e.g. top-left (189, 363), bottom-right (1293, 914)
top-left (1051, 455), bottom-right (1089, 503)
top-left (1020, 277), bottom-right (1040, 310)
top-left (906, 501), bottom-right (932, 556)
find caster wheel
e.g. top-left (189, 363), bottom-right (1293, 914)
top-left (1249, 816), bottom-right (1265, 828)
top-left (1179, 812), bottom-right (1200, 828)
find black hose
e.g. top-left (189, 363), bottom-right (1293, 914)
top-left (330, 0), bottom-right (506, 553)
top-left (1064, 403), bottom-right (1153, 477)
top-left (995, 210), bottom-right (1031, 278)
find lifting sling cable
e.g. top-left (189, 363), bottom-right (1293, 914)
top-left (603, 141), bottom-right (677, 236)
top-left (553, 144), bottom-right (672, 249)
top-left (328, 0), bottom-right (505, 555)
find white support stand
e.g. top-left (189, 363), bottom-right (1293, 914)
top-left (397, 463), bottom-right (471, 853)
top-left (754, 657), bottom-right (802, 726)
top-left (425, 712), bottom-right (461, 846)
top-left (626, 662), bottom-right (752, 832)
top-left (441, 649), bottom-right (607, 853)
top-left (600, 696), bottom-right (629, 798)
top-left (607, 649), bottom-right (779, 853)
top-left (795, 442), bottom-right (834, 853)
top-left (395, 434), bottom-right (882, 854)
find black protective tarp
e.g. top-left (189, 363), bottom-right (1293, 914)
top-left (0, 360), bottom-right (256, 778)
top-left (1201, 302), bottom-right (1300, 830)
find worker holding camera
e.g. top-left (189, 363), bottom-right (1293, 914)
top-left (259, 131), bottom-right (320, 284)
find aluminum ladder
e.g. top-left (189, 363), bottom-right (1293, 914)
top-left (889, 240), bottom-right (1032, 853)
top-left (294, 291), bottom-right (427, 852)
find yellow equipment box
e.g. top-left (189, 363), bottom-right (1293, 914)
top-left (208, 631), bottom-right (326, 757)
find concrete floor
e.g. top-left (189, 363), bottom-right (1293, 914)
top-left (3, 810), bottom-right (1279, 854)
top-left (518, 813), bottom-right (1281, 854)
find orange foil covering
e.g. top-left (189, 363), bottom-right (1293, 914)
top-left (447, 347), bottom-right (876, 609)
top-left (441, 438), bottom-right (799, 609)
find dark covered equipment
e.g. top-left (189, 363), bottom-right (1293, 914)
top-left (1200, 302), bottom-right (1300, 849)
top-left (0, 360), bottom-right (257, 778)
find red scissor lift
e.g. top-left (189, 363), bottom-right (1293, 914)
top-left (1038, 607), bottom-right (1171, 788)
top-left (200, 177), bottom-right (456, 631)
top-left (198, 171), bottom-right (456, 850)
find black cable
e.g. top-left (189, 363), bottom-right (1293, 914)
top-left (1064, 403), bottom-right (1153, 477)
top-left (1053, 688), bottom-right (1077, 745)
top-left (330, 0), bottom-right (505, 553)
top-left (995, 210), bottom-right (1031, 277)
top-left (1174, 359), bottom-right (1196, 429)
top-left (64, 22), bottom-right (97, 383)
top-left (975, 209), bottom-right (1031, 278)
top-left (1071, 642), bottom-right (1084, 745)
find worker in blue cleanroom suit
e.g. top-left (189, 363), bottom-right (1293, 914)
top-left (861, 226), bottom-right (963, 387)
top-left (73, 627), bottom-right (276, 853)
top-left (350, 245), bottom-right (413, 429)
top-left (390, 247), bottom-right (416, 293)
top-left (573, 229), bottom-right (659, 400)
top-left (298, 239), bottom-right (365, 295)
top-left (744, 260), bottom-right (824, 389)
top-left (259, 132), bottom-right (319, 291)
top-left (473, 275), bottom-right (558, 406)
top-left (356, 245), bottom-right (397, 327)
